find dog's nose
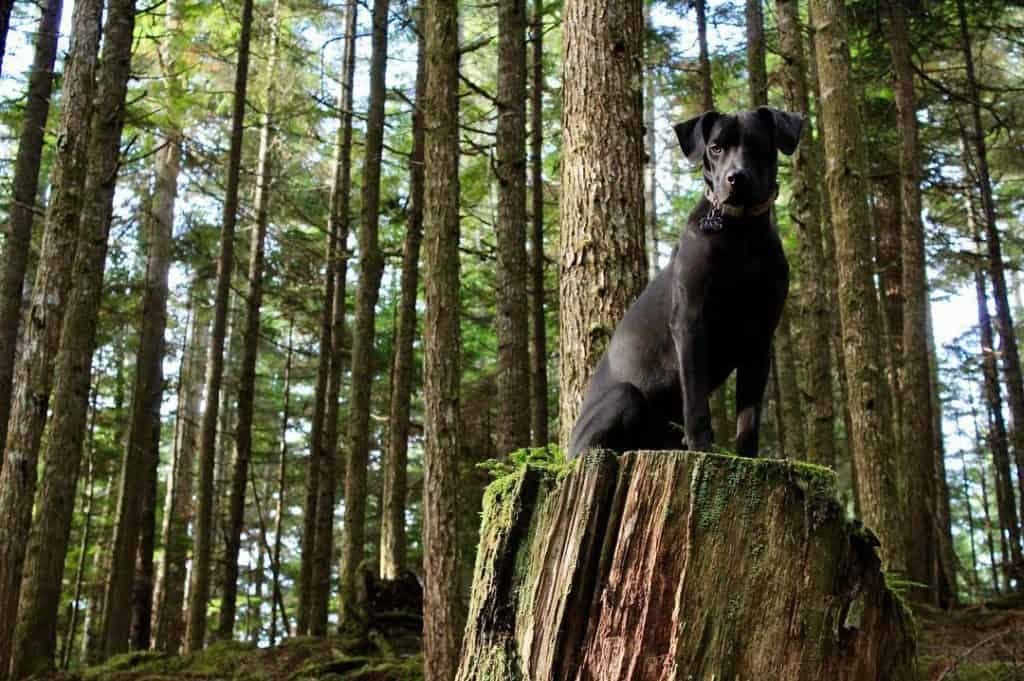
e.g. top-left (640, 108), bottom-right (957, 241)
top-left (726, 170), bottom-right (748, 186)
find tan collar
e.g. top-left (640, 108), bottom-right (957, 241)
top-left (703, 187), bottom-right (777, 218)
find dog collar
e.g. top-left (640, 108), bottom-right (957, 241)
top-left (699, 187), bottom-right (778, 233)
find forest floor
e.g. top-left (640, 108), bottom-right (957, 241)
top-left (30, 601), bottom-right (1024, 680)
top-left (917, 596), bottom-right (1024, 680)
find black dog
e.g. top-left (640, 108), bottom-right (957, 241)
top-left (568, 107), bottom-right (803, 459)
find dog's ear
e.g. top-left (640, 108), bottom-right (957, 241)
top-left (758, 107), bottom-right (804, 156)
top-left (674, 111), bottom-right (720, 163)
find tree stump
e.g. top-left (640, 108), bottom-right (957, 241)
top-left (456, 450), bottom-right (916, 681)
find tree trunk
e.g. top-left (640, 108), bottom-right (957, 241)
top-left (422, 0), bottom-right (463, 674)
top-left (529, 0), bottom-right (548, 447)
top-left (269, 323), bottom-right (293, 646)
top-left (307, 0), bottom-right (357, 636)
top-left (695, 0), bottom-right (713, 113)
top-left (774, 0), bottom-right (834, 468)
top-left (644, 48), bottom-right (657, 278)
top-left (0, 0), bottom-right (14, 77)
top-left (884, 0), bottom-right (951, 605)
top-left (496, 0), bottom-right (531, 457)
top-left (558, 0), bottom-right (647, 450)
top-left (957, 0), bottom-right (1024, 585)
top-left (185, 0), bottom-right (254, 651)
top-left (456, 451), bottom-right (916, 680)
top-left (870, 171), bottom-right (902, 429)
top-left (381, 19), bottom-right (425, 581)
top-left (809, 0), bottom-right (906, 574)
top-left (153, 294), bottom-right (208, 653)
top-left (60, 407), bottom-right (96, 670)
top-left (218, 0), bottom-right (281, 640)
top-left (337, 0), bottom-right (390, 635)
top-left (744, 0), bottom-right (767, 108)
top-left (13, 0), bottom-right (135, 667)
top-left (0, 0), bottom-right (63, 458)
top-left (967, 183), bottom-right (1023, 583)
top-left (746, 0), bottom-right (803, 459)
top-left (0, 0), bottom-right (104, 670)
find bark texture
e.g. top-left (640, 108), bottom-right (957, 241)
top-left (185, 0), bottom-right (255, 650)
top-left (338, 0), bottom-right (389, 634)
top-left (558, 0), bottom-right (647, 450)
top-left (809, 0), bottom-right (906, 574)
top-left (381, 20), bottom-right (425, 581)
top-left (0, 0), bottom-right (101, 670)
top-left (456, 451), bottom-right (917, 681)
top-left (774, 0), bottom-right (834, 467)
top-left (422, 0), bottom-right (463, 673)
top-left (0, 0), bottom-right (63, 455)
top-left (495, 0), bottom-right (531, 455)
top-left (528, 0), bottom-right (548, 447)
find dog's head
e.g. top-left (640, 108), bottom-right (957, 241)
top-left (674, 107), bottom-right (804, 209)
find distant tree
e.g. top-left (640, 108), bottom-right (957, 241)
top-left (186, 0), bottom-right (255, 651)
top-left (529, 0), bottom-right (548, 446)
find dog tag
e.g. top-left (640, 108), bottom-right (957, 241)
top-left (699, 206), bottom-right (724, 233)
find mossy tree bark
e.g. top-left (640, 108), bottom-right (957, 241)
top-left (457, 451), bottom-right (916, 681)
top-left (558, 0), bottom-right (647, 450)
top-left (809, 0), bottom-right (907, 575)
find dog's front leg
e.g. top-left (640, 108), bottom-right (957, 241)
top-left (671, 310), bottom-right (713, 452)
top-left (734, 344), bottom-right (773, 457)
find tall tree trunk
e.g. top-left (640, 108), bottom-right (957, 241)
top-left (381, 18), bottom-right (425, 581)
top-left (153, 293), bottom-right (208, 653)
top-left (968, 181), bottom-right (1023, 583)
top-left (185, 0), bottom-right (255, 651)
top-left (337, 0), bottom-right (390, 635)
top-left (308, 0), bottom-right (357, 636)
top-left (558, 0), bottom-right (647, 449)
top-left (870, 171), bottom-right (902, 453)
top-left (809, 0), bottom-right (906, 574)
top-left (218, 0), bottom-right (281, 639)
top-left (977, 434), bottom-right (1002, 594)
top-left (957, 0), bottom-right (1024, 576)
top-left (744, 0), bottom-right (767, 109)
top-left (495, 0), bottom-right (531, 456)
top-left (422, 0), bottom-right (462, 674)
top-left (746, 0), bottom-right (804, 459)
top-left (644, 53), bottom-right (657, 277)
top-left (885, 0), bottom-right (952, 605)
top-left (774, 0), bottom-right (835, 467)
top-left (695, 0), bottom-right (713, 113)
top-left (0, 0), bottom-right (14, 77)
top-left (269, 323), bottom-right (293, 646)
top-left (0, 0), bottom-right (102, 669)
top-left (528, 0), bottom-right (548, 447)
top-left (60, 407), bottom-right (96, 670)
top-left (13, 0), bottom-right (136, 667)
top-left (0, 0), bottom-right (63, 458)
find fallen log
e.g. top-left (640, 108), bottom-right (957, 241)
top-left (456, 450), bottom-right (916, 681)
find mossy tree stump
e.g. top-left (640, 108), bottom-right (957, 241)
top-left (456, 451), bottom-right (916, 681)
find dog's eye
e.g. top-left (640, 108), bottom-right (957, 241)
top-left (708, 143), bottom-right (723, 155)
